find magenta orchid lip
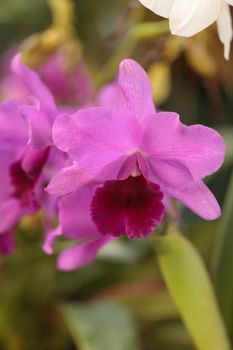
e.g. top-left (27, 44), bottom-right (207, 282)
top-left (91, 175), bottom-right (165, 239)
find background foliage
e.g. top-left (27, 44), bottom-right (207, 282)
top-left (0, 0), bottom-right (233, 349)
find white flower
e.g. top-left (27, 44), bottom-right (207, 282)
top-left (138, 0), bottom-right (233, 59)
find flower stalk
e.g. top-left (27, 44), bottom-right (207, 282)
top-left (22, 0), bottom-right (79, 68)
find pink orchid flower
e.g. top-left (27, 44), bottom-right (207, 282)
top-left (47, 59), bottom-right (225, 270)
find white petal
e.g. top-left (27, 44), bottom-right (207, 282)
top-left (217, 2), bottom-right (233, 59)
top-left (169, 0), bottom-right (222, 37)
top-left (226, 0), bottom-right (233, 6)
top-left (138, 0), bottom-right (175, 18)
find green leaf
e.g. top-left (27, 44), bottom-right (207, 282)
top-left (217, 126), bottom-right (233, 170)
top-left (124, 291), bottom-right (178, 321)
top-left (212, 170), bottom-right (233, 338)
top-left (60, 301), bottom-right (140, 350)
top-left (154, 227), bottom-right (231, 350)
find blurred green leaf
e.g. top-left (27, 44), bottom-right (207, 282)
top-left (154, 227), bottom-right (231, 350)
top-left (124, 291), bottom-right (178, 322)
top-left (212, 170), bottom-right (233, 339)
top-left (0, 0), bottom-right (44, 19)
top-left (184, 220), bottom-right (218, 259)
top-left (151, 321), bottom-right (192, 348)
top-left (61, 301), bottom-right (140, 350)
top-left (99, 239), bottom-right (147, 262)
top-left (217, 126), bottom-right (233, 170)
top-left (0, 0), bottom-right (50, 53)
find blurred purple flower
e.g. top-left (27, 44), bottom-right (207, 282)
top-left (0, 54), bottom-right (67, 253)
top-left (0, 100), bottom-right (48, 253)
top-left (47, 59), bottom-right (225, 270)
top-left (11, 54), bottom-right (58, 148)
top-left (0, 50), bottom-right (94, 108)
top-left (37, 52), bottom-right (94, 106)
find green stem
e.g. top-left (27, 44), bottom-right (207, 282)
top-left (48, 0), bottom-right (75, 33)
top-left (131, 20), bottom-right (169, 41)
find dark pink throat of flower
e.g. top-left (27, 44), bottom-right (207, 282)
top-left (9, 148), bottom-right (49, 211)
top-left (10, 162), bottom-right (34, 198)
top-left (10, 161), bottom-right (38, 211)
top-left (91, 175), bottom-right (165, 239)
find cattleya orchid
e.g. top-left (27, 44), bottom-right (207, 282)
top-left (47, 59), bottom-right (225, 270)
top-left (138, 0), bottom-right (233, 60)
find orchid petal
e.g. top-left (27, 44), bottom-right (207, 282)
top-left (11, 55), bottom-right (57, 147)
top-left (53, 108), bottom-right (142, 168)
top-left (46, 165), bottom-right (96, 195)
top-left (217, 2), bottom-right (233, 60)
top-left (147, 168), bottom-right (220, 220)
top-left (166, 180), bottom-right (221, 220)
top-left (58, 189), bottom-right (99, 240)
top-left (22, 147), bottom-right (49, 179)
top-left (138, 0), bottom-right (174, 17)
top-left (43, 225), bottom-right (62, 254)
top-left (147, 157), bottom-right (194, 187)
top-left (0, 232), bottom-right (15, 254)
top-left (19, 102), bottom-right (53, 148)
top-left (0, 100), bottom-right (28, 149)
top-left (0, 149), bottom-right (14, 201)
top-left (57, 237), bottom-right (112, 271)
top-left (47, 156), bottom-right (129, 196)
top-left (169, 0), bottom-right (222, 37)
top-left (11, 54), bottom-right (56, 116)
top-left (0, 198), bottom-right (20, 233)
top-left (97, 83), bottom-right (126, 108)
top-left (118, 59), bottom-right (155, 120)
top-left (142, 112), bottom-right (225, 182)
